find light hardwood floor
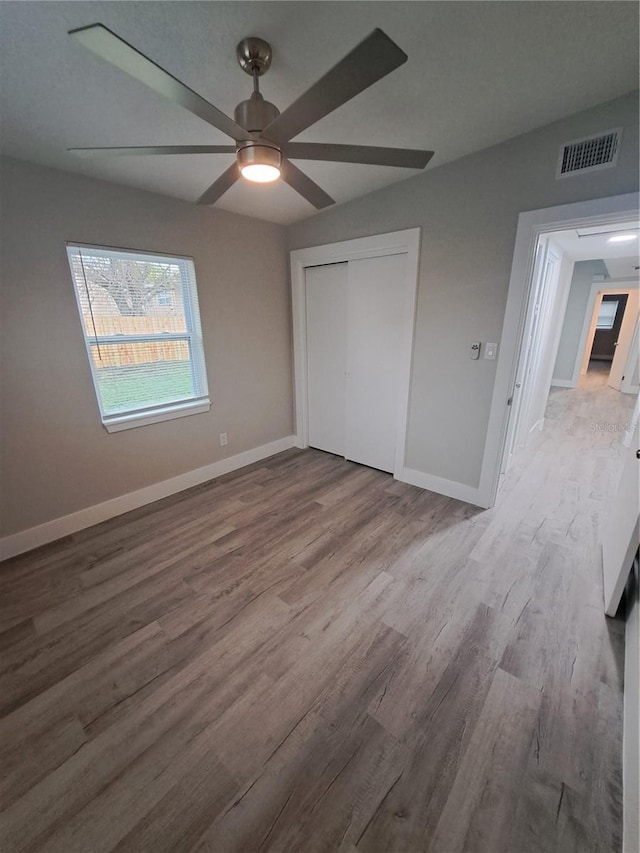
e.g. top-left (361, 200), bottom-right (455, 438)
top-left (0, 369), bottom-right (634, 852)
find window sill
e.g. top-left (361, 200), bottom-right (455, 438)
top-left (103, 399), bottom-right (211, 433)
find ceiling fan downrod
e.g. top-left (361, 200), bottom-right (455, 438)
top-left (234, 37), bottom-right (280, 136)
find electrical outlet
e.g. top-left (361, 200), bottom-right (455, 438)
top-left (219, 432), bottom-right (228, 446)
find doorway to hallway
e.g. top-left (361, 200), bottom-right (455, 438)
top-left (588, 293), bottom-right (629, 368)
top-left (478, 192), bottom-right (639, 513)
top-left (500, 217), bottom-right (639, 480)
top-left (578, 285), bottom-right (639, 394)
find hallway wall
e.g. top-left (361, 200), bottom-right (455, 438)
top-left (553, 260), bottom-right (610, 385)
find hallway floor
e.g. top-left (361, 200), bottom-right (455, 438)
top-left (0, 374), bottom-right (635, 852)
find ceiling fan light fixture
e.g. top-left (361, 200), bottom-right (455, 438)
top-left (237, 144), bottom-right (281, 183)
top-left (607, 234), bottom-right (638, 243)
top-left (241, 163), bottom-right (281, 183)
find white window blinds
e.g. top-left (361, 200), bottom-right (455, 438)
top-left (66, 244), bottom-right (209, 431)
top-left (596, 299), bottom-right (619, 330)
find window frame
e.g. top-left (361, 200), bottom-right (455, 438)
top-left (66, 242), bottom-right (210, 433)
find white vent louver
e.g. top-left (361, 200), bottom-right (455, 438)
top-left (556, 128), bottom-right (622, 179)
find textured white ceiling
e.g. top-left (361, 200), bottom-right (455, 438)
top-left (0, 1), bottom-right (638, 224)
top-left (550, 220), bottom-right (639, 262)
top-left (604, 256), bottom-right (640, 280)
top-left (548, 219), bottom-right (639, 280)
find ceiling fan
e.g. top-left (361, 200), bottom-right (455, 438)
top-left (68, 25), bottom-right (434, 209)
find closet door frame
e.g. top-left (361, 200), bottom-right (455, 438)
top-left (290, 228), bottom-right (420, 480)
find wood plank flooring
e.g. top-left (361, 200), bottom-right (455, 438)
top-left (0, 368), bottom-right (634, 852)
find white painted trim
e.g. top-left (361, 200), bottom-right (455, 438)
top-left (574, 282), bottom-right (639, 383)
top-left (104, 399), bottom-right (211, 432)
top-left (550, 378), bottom-right (575, 388)
top-left (66, 244), bottom-right (209, 434)
top-left (0, 435), bottom-right (296, 562)
top-left (401, 467), bottom-right (487, 508)
top-left (478, 192), bottom-right (640, 509)
top-left (290, 228), bottom-right (420, 481)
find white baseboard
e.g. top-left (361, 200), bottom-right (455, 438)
top-left (530, 418), bottom-right (545, 433)
top-left (0, 435), bottom-right (296, 562)
top-left (550, 378), bottom-right (576, 388)
top-left (400, 467), bottom-right (488, 508)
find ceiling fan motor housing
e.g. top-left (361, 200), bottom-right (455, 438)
top-left (234, 92), bottom-right (280, 136)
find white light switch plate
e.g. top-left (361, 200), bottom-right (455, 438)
top-left (485, 342), bottom-right (497, 360)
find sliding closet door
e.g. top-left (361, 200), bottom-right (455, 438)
top-left (345, 253), bottom-right (407, 473)
top-left (305, 263), bottom-right (348, 455)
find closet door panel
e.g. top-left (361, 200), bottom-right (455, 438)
top-left (305, 263), bottom-right (348, 456)
top-left (345, 254), bottom-right (406, 473)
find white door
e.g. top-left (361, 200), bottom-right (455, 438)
top-left (305, 263), bottom-right (348, 456)
top-left (502, 239), bottom-right (561, 473)
top-left (608, 291), bottom-right (639, 391)
top-left (305, 253), bottom-right (407, 474)
top-left (603, 409), bottom-right (640, 616)
top-left (345, 254), bottom-right (406, 473)
top-left (621, 314), bottom-right (640, 395)
top-left (518, 244), bottom-right (562, 437)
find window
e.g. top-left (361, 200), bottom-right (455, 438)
top-left (66, 244), bottom-right (209, 432)
top-left (596, 299), bottom-right (619, 330)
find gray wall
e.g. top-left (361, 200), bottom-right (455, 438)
top-left (1, 91), bottom-right (639, 538)
top-left (288, 92), bottom-right (639, 488)
top-left (0, 157), bottom-right (292, 537)
top-left (553, 259), bottom-right (609, 384)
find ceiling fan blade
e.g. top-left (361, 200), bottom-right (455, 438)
top-left (69, 24), bottom-right (254, 142)
top-left (69, 145), bottom-right (237, 157)
top-left (281, 160), bottom-right (334, 209)
top-left (284, 142), bottom-right (434, 170)
top-left (261, 29), bottom-right (407, 146)
top-left (196, 163), bottom-right (239, 205)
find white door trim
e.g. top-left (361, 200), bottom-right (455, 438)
top-left (290, 228), bottom-right (420, 480)
top-left (478, 192), bottom-right (639, 509)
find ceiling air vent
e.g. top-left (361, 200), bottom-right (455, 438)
top-left (556, 128), bottom-right (622, 179)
